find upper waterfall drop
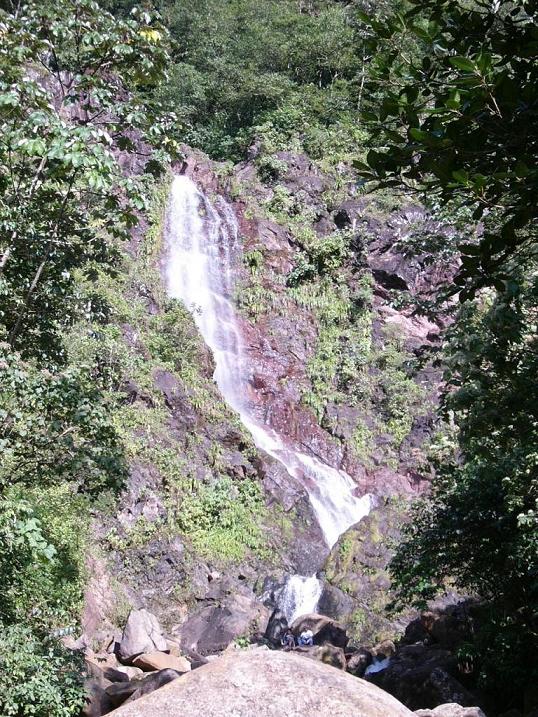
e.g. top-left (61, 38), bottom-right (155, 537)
top-left (165, 174), bottom-right (372, 550)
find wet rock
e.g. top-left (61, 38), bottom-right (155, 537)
top-left (264, 607), bottom-right (288, 646)
top-left (346, 647), bottom-right (373, 677)
top-left (261, 458), bottom-right (305, 512)
top-left (414, 705), bottom-right (486, 717)
top-left (290, 613), bottom-right (348, 649)
top-left (368, 645), bottom-right (478, 712)
top-left (132, 651), bottom-right (191, 673)
top-left (118, 609), bottom-right (167, 663)
top-left (294, 643), bottom-right (347, 670)
top-left (107, 648), bottom-right (415, 717)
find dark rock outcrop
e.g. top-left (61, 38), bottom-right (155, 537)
top-left (177, 594), bottom-right (270, 655)
top-left (106, 668), bottom-right (181, 709)
top-left (367, 645), bottom-right (478, 712)
top-left (290, 613), bottom-right (348, 649)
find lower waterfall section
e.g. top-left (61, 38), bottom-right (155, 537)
top-left (165, 174), bottom-right (372, 617)
top-left (278, 575), bottom-right (323, 624)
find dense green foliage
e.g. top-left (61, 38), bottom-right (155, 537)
top-left (359, 0), bottom-right (538, 709)
top-left (154, 0), bottom-right (363, 160)
top-left (0, 0), bottom-right (175, 360)
top-left (0, 1), bottom-right (174, 713)
top-left (0, 625), bottom-right (85, 717)
top-left (359, 0), bottom-right (538, 296)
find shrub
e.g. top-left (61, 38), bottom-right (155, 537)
top-left (0, 625), bottom-right (85, 717)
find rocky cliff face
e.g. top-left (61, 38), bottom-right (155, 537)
top-left (84, 142), bottom-right (454, 661)
top-left (186, 148), bottom-right (451, 502)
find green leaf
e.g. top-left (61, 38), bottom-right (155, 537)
top-left (449, 56), bottom-right (477, 72)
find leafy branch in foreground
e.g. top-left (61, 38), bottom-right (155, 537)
top-left (0, 0), bottom-right (178, 360)
top-left (358, 0), bottom-right (537, 297)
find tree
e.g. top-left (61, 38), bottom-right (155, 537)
top-left (358, 1), bottom-right (538, 709)
top-left (390, 273), bottom-right (538, 708)
top-left (0, 0), bottom-right (176, 360)
top-left (0, 4), bottom-right (176, 713)
top-left (358, 0), bottom-right (538, 297)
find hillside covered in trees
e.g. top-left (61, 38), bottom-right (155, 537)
top-left (0, 1), bottom-right (536, 716)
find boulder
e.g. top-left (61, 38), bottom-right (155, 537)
top-left (107, 648), bottom-right (414, 717)
top-left (367, 645), bottom-right (478, 711)
top-left (264, 607), bottom-right (288, 646)
top-left (118, 609), bottom-right (167, 663)
top-left (290, 613), bottom-right (348, 649)
top-left (83, 678), bottom-right (114, 717)
top-left (86, 653), bottom-right (133, 684)
top-left (105, 682), bottom-right (139, 710)
top-left (374, 639), bottom-right (397, 659)
top-left (132, 651), bottom-right (191, 673)
top-left (294, 644), bottom-right (347, 670)
top-left (415, 706), bottom-right (486, 717)
top-left (106, 669), bottom-right (181, 709)
top-left (178, 594), bottom-right (270, 655)
top-left (316, 583), bottom-right (355, 622)
top-left (114, 665), bottom-right (144, 681)
top-left (347, 648), bottom-right (374, 677)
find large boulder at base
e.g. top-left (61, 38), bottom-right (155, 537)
top-left (290, 613), bottom-right (348, 649)
top-left (132, 651), bottom-right (191, 673)
top-left (118, 609), bottom-right (167, 663)
top-left (415, 706), bottom-right (486, 717)
top-left (178, 594), bottom-right (270, 655)
top-left (294, 644), bottom-right (347, 670)
top-left (108, 648), bottom-right (415, 717)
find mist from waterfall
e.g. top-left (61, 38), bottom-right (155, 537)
top-left (165, 175), bottom-right (372, 617)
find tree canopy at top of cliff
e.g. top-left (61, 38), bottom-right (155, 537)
top-left (104, 0), bottom-right (395, 160)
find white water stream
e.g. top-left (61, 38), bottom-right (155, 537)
top-left (165, 175), bottom-right (371, 619)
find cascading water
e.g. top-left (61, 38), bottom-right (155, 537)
top-left (278, 575), bottom-right (322, 624)
top-left (165, 175), bottom-right (372, 618)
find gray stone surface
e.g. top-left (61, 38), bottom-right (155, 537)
top-left (109, 648), bottom-right (415, 717)
top-left (118, 609), bottom-right (167, 663)
top-left (415, 705), bottom-right (487, 717)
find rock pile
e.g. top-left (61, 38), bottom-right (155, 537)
top-left (82, 608), bottom-right (191, 716)
top-left (265, 609), bottom-right (486, 717)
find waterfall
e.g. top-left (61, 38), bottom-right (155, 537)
top-left (278, 575), bottom-right (322, 625)
top-left (165, 175), bottom-right (372, 617)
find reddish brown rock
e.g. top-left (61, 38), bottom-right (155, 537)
top-left (132, 651), bottom-right (191, 673)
